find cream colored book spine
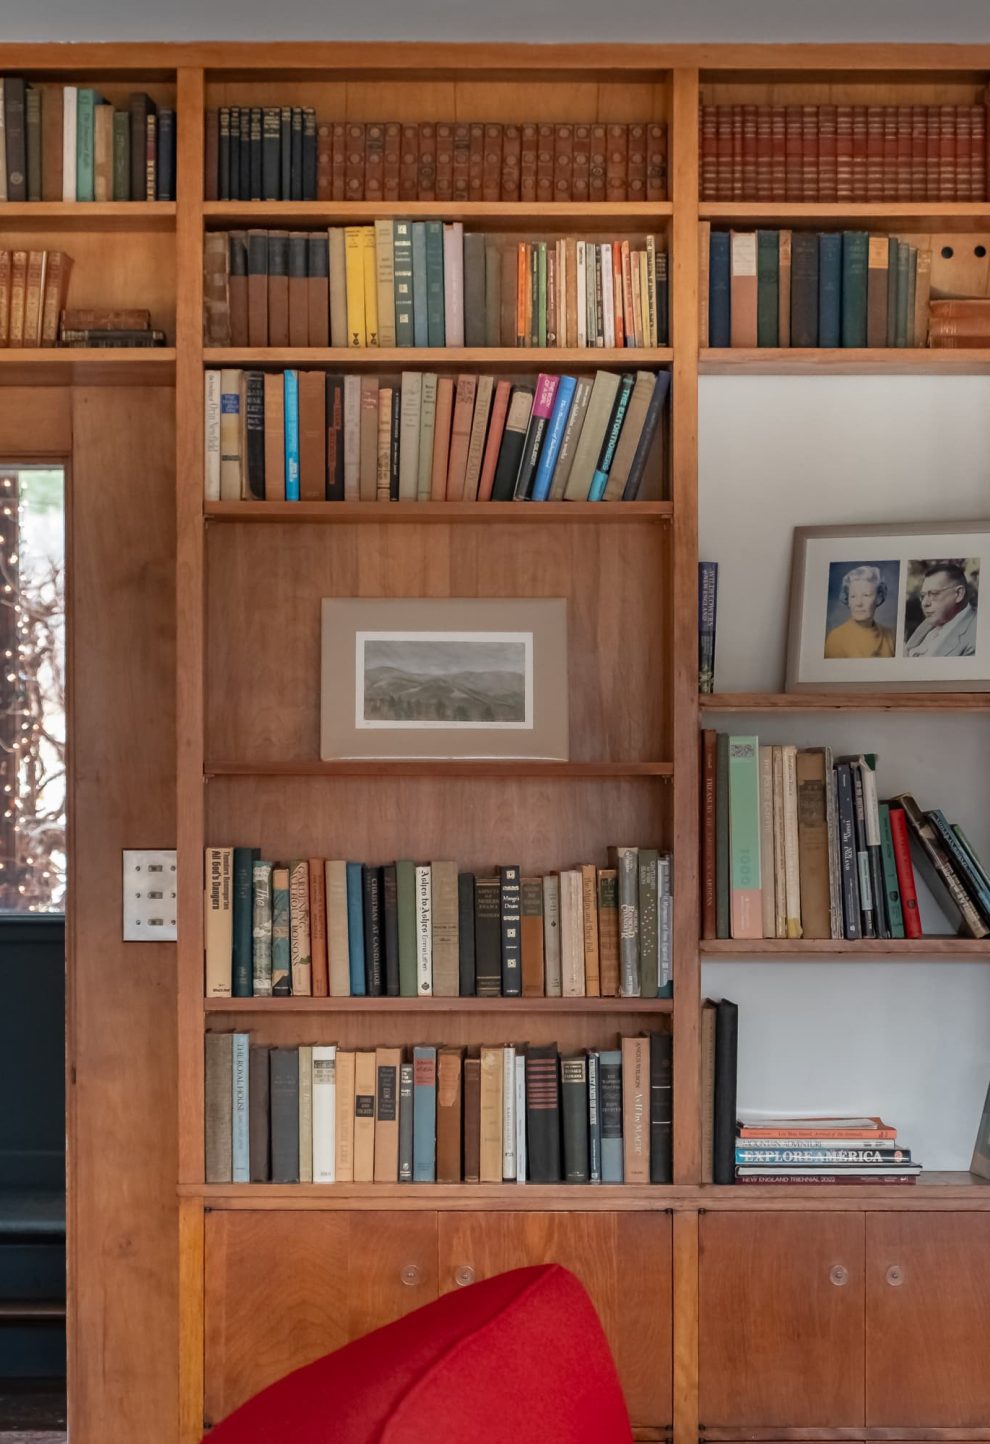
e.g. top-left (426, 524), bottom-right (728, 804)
top-left (771, 745), bottom-right (787, 939)
top-left (325, 860), bottom-right (351, 996)
top-left (558, 868), bottom-right (585, 997)
top-left (374, 216), bottom-right (396, 347)
top-left (479, 1045), bottom-right (503, 1183)
top-left (334, 1050), bottom-right (356, 1183)
top-left (312, 1044), bottom-right (337, 1183)
top-left (204, 846), bottom-right (232, 997)
top-left (781, 743), bottom-right (804, 939)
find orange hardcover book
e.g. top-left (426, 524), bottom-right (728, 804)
top-left (436, 1047), bottom-right (465, 1183)
top-left (444, 374), bottom-right (477, 500)
top-left (8, 251), bottom-right (28, 348)
top-left (430, 376), bottom-right (454, 501)
top-left (308, 857), bottom-right (329, 997)
top-left (476, 378), bottom-right (512, 502)
top-left (0, 251), bottom-right (10, 347)
top-left (580, 863), bottom-right (601, 998)
top-left (515, 243), bottom-right (528, 347)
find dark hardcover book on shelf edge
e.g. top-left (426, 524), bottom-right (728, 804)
top-left (649, 1030), bottom-right (673, 1184)
top-left (382, 862), bottom-right (401, 997)
top-left (457, 872), bottom-right (476, 997)
top-left (526, 1044), bottom-right (561, 1183)
top-left (249, 1043), bottom-right (271, 1183)
top-left (499, 864), bottom-right (522, 996)
top-left (231, 846), bottom-right (258, 997)
top-left (362, 864), bottom-right (384, 995)
top-left (270, 1046), bottom-right (300, 1183)
top-left (561, 1054), bottom-right (590, 1184)
top-left (713, 998), bottom-right (738, 1185)
top-left (473, 876), bottom-right (502, 997)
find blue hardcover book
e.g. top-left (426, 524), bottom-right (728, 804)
top-left (346, 862), bottom-right (366, 996)
top-left (599, 1049), bottom-right (623, 1183)
top-left (412, 1044), bottom-right (437, 1182)
top-left (411, 222), bottom-right (428, 348)
top-left (708, 231), bottom-right (731, 347)
top-left (622, 370), bottom-right (672, 501)
top-left (818, 233), bottom-right (842, 348)
top-left (231, 1031), bottom-right (251, 1182)
top-left (424, 221), bottom-right (445, 347)
top-left (75, 89), bottom-right (99, 201)
top-left (283, 369), bottom-right (300, 499)
top-left (231, 846), bottom-right (258, 997)
top-left (589, 372), bottom-right (635, 501)
top-left (530, 375), bottom-right (576, 501)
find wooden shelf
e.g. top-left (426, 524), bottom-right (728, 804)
top-left (701, 938), bottom-right (990, 957)
top-left (0, 347), bottom-right (176, 386)
top-left (205, 759), bottom-right (673, 778)
top-left (699, 201), bottom-right (990, 231)
top-left (700, 347), bottom-right (990, 375)
top-left (204, 200), bottom-right (673, 228)
top-left (0, 200), bottom-right (176, 228)
top-left (205, 500), bottom-right (670, 523)
top-left (205, 995), bottom-right (673, 1013)
top-left (204, 346), bottom-right (673, 370)
top-left (700, 691), bottom-right (990, 712)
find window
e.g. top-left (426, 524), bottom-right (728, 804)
top-left (0, 464), bottom-right (65, 914)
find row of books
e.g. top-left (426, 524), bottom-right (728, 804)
top-left (204, 114), bottom-right (668, 204)
top-left (699, 102), bottom-right (987, 202)
top-left (206, 368), bottom-right (669, 505)
top-left (701, 734), bottom-right (990, 941)
top-left (733, 1114), bottom-right (921, 1186)
top-left (0, 250), bottom-right (71, 347)
top-left (204, 225), bottom-right (670, 351)
top-left (204, 849), bottom-right (674, 1001)
top-left (705, 229), bottom-right (932, 350)
top-left (0, 80), bottom-right (174, 202)
top-left (57, 306), bottom-right (167, 349)
top-left (926, 298), bottom-right (990, 350)
top-left (204, 1032), bottom-right (673, 1186)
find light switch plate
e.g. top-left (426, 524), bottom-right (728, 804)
top-left (122, 850), bottom-right (178, 941)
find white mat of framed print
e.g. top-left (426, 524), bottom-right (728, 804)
top-left (786, 522), bottom-right (990, 691)
top-left (321, 597), bottom-right (569, 759)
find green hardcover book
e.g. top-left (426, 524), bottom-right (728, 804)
top-left (905, 244), bottom-right (917, 347)
top-left (877, 803), bottom-right (906, 939)
top-left (231, 846), bottom-right (259, 997)
top-left (756, 230), bottom-right (779, 347)
top-left (112, 110), bottom-right (131, 201)
top-left (840, 230), bottom-right (868, 347)
top-left (715, 732), bottom-right (730, 939)
top-left (728, 736), bottom-right (762, 939)
top-left (895, 241), bottom-right (911, 348)
top-left (637, 848), bottom-right (659, 999)
top-left (396, 858), bottom-right (418, 998)
top-left (885, 238), bottom-right (899, 348)
top-left (424, 221), bottom-right (445, 347)
top-left (76, 88), bottom-right (99, 201)
top-left (393, 220), bottom-right (414, 348)
top-left (537, 241), bottom-right (548, 349)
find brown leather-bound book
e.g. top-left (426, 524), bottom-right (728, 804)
top-left (307, 234), bottom-right (329, 347)
top-left (40, 85), bottom-right (63, 202)
top-left (452, 121), bottom-right (471, 201)
top-left (866, 235), bottom-right (889, 348)
top-left (741, 106), bottom-right (757, 199)
top-left (399, 123), bottom-right (419, 200)
top-left (266, 230), bottom-right (289, 348)
top-left (729, 231), bottom-right (757, 347)
top-left (627, 122), bottom-right (646, 202)
top-left (444, 374), bottom-right (477, 501)
top-left (865, 106), bottom-right (883, 201)
top-left (795, 748), bottom-right (832, 941)
top-left (228, 232), bottom-right (249, 347)
top-left (382, 121), bottom-right (401, 201)
top-left (308, 857), bottom-right (329, 996)
top-left (731, 105), bottom-right (743, 198)
top-left (40, 252), bottom-right (69, 348)
top-left (23, 251), bottom-right (45, 347)
top-left (589, 123), bottom-right (607, 201)
top-left (430, 376), bottom-right (455, 500)
top-left (358, 376), bottom-right (379, 501)
top-left (352, 1051), bottom-right (377, 1183)
top-left (0, 252), bottom-right (11, 348)
top-left (435, 121), bottom-right (454, 201)
top-left (553, 123), bottom-right (573, 201)
top-left (771, 105), bottom-right (787, 200)
top-left (64, 306), bottom-right (150, 331)
top-left (501, 123), bottom-right (521, 201)
top-left (481, 123), bottom-right (501, 201)
top-left (520, 877), bottom-right (545, 997)
top-left (315, 120), bottom-right (332, 200)
top-left (203, 234), bottom-right (231, 346)
top-left (754, 107), bottom-right (771, 199)
top-left (287, 232), bottom-right (309, 347)
top-left (436, 1047), bottom-right (465, 1183)
top-left (580, 863), bottom-right (601, 998)
top-left (606, 123), bottom-right (628, 201)
top-left (701, 730), bottom-right (717, 939)
top-left (955, 104), bottom-right (971, 201)
top-left (468, 122), bottom-right (484, 200)
top-left (571, 123), bottom-right (591, 201)
top-left (298, 371), bottom-right (326, 501)
top-left (373, 1046), bottom-right (402, 1182)
top-left (263, 373), bottom-right (285, 500)
top-left (331, 121), bottom-right (346, 200)
top-left (345, 122), bottom-right (365, 200)
top-left (801, 104), bottom-right (818, 202)
top-left (418, 121), bottom-right (436, 201)
top-left (536, 122), bottom-right (554, 204)
top-left (520, 122), bottom-right (538, 201)
top-left (463, 1054), bottom-right (481, 1183)
top-left (597, 869), bottom-right (620, 997)
top-left (246, 229), bottom-right (269, 347)
top-left (365, 121), bottom-right (385, 200)
top-left (621, 1035), bottom-right (650, 1184)
top-left (8, 251), bottom-right (27, 348)
top-left (646, 121), bottom-right (666, 200)
top-left (817, 104), bottom-right (836, 201)
top-left (836, 105), bottom-right (853, 200)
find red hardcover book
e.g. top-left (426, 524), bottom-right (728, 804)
top-left (468, 122), bottom-right (485, 201)
top-left (399, 123), bottom-right (419, 201)
top-left (605, 123), bottom-right (627, 202)
top-left (955, 104), bottom-right (972, 201)
top-left (434, 121), bottom-right (454, 201)
top-left (331, 121), bottom-right (346, 201)
top-left (888, 804), bottom-right (923, 939)
top-left (572, 123), bottom-right (591, 201)
top-left (835, 105), bottom-right (853, 200)
top-left (476, 378), bottom-right (512, 502)
top-left (383, 122), bottom-right (401, 202)
top-left (895, 105), bottom-right (912, 200)
top-left (939, 104), bottom-right (956, 199)
top-left (646, 121), bottom-right (667, 200)
top-left (818, 103), bottom-right (837, 201)
top-left (801, 103), bottom-right (818, 201)
top-left (770, 105), bottom-right (786, 200)
top-left (588, 124), bottom-right (607, 202)
top-left (785, 105), bottom-right (802, 200)
top-left (926, 106), bottom-right (939, 200)
top-left (755, 105), bottom-right (772, 199)
top-left (851, 105), bottom-right (868, 199)
top-left (910, 104), bottom-right (927, 201)
top-left (701, 729), bottom-right (717, 939)
top-left (537, 122), bottom-right (556, 204)
top-left (882, 105), bottom-right (898, 199)
top-left (741, 104), bottom-right (757, 198)
top-left (865, 106), bottom-right (883, 201)
top-left (501, 123), bottom-right (521, 201)
top-left (625, 122), bottom-right (644, 203)
top-left (700, 106), bottom-right (717, 199)
top-left (971, 104), bottom-right (985, 201)
top-left (730, 105), bottom-right (743, 199)
top-left (716, 106), bottom-right (732, 199)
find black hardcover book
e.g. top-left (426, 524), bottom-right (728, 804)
top-left (587, 1050), bottom-right (601, 1183)
top-left (713, 998), bottom-right (738, 1185)
top-left (218, 107), bottom-right (231, 201)
top-left (622, 371), bottom-right (671, 501)
top-left (243, 372), bottom-right (266, 499)
top-left (382, 862), bottom-right (400, 997)
top-left (849, 760), bottom-right (876, 938)
top-left (249, 1043), bottom-right (271, 1183)
top-left (790, 231), bottom-right (820, 347)
top-left (561, 1054), bottom-right (589, 1183)
top-left (512, 406), bottom-right (549, 501)
top-left (248, 106), bottom-right (263, 201)
top-left (498, 864), bottom-right (522, 996)
top-left (489, 386), bottom-right (533, 501)
top-left (835, 763), bottom-right (862, 941)
top-left (227, 105), bottom-right (241, 200)
top-left (156, 109), bottom-right (176, 201)
top-left (389, 386), bottom-right (401, 500)
top-left (269, 1046), bottom-right (300, 1183)
top-left (473, 876), bottom-right (502, 997)
top-left (398, 1061), bottom-right (414, 1182)
top-left (326, 374), bottom-right (345, 500)
top-left (3, 78), bottom-right (26, 202)
top-left (362, 864), bottom-right (384, 996)
top-left (129, 92), bottom-right (156, 202)
top-left (457, 872), bottom-right (476, 996)
top-left (303, 107), bottom-right (318, 199)
top-left (525, 1044), bottom-right (561, 1183)
top-left (238, 107), bottom-right (251, 201)
top-left (649, 1030), bottom-right (673, 1184)
top-left (279, 107), bottom-right (292, 200)
top-left (290, 107), bottom-right (304, 201)
top-left (262, 107), bottom-right (281, 200)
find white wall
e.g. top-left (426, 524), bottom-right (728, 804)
top-left (700, 376), bottom-right (990, 1169)
top-left (7, 0), bottom-right (990, 43)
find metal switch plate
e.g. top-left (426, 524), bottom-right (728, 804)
top-left (122, 850), bottom-right (178, 941)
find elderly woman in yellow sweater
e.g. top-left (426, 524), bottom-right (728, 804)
top-left (824, 564), bottom-right (896, 659)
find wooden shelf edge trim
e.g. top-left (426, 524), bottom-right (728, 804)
top-left (700, 347), bottom-right (990, 375)
top-left (204, 995), bottom-right (674, 1013)
top-left (204, 500), bottom-right (672, 523)
top-left (204, 759), bottom-right (674, 778)
top-left (700, 939), bottom-right (990, 957)
top-left (203, 347), bottom-right (674, 367)
top-left (700, 691), bottom-right (990, 711)
top-left (204, 200), bottom-right (674, 223)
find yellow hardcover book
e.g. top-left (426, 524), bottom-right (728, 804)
top-left (580, 863), bottom-right (600, 997)
top-left (479, 1044), bottom-right (503, 1183)
top-left (344, 225), bottom-right (366, 347)
top-left (558, 868), bottom-right (585, 998)
top-left (325, 860), bottom-right (351, 996)
top-left (645, 233), bottom-right (658, 348)
top-left (374, 217), bottom-right (396, 348)
top-left (352, 1050), bottom-right (377, 1183)
top-left (334, 1049), bottom-right (356, 1182)
top-left (373, 1046), bottom-right (402, 1183)
top-left (361, 225), bottom-right (379, 346)
top-left (204, 846), bottom-right (232, 998)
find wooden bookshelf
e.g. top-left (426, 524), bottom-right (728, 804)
top-left (700, 347), bottom-right (990, 374)
top-left (204, 199), bottom-right (674, 227)
top-left (700, 937), bottom-right (990, 957)
top-left (0, 347), bottom-right (177, 385)
top-left (204, 500), bottom-right (673, 523)
top-left (700, 690), bottom-right (990, 710)
top-left (204, 995), bottom-right (675, 1013)
top-left (203, 346), bottom-right (674, 370)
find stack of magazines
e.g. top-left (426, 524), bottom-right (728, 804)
top-left (734, 1114), bottom-right (921, 1186)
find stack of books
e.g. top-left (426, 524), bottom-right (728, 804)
top-left (203, 225), bottom-right (669, 350)
top-left (0, 79), bottom-right (174, 201)
top-left (206, 367), bottom-right (669, 504)
top-left (0, 249), bottom-right (71, 346)
top-left (204, 113), bottom-right (668, 203)
top-left (204, 1030), bottom-right (673, 1185)
top-left (205, 848), bottom-right (674, 1001)
top-left (58, 306), bottom-right (167, 348)
top-left (734, 1115), bottom-right (921, 1186)
top-left (704, 228), bottom-right (931, 349)
top-left (926, 299), bottom-right (990, 350)
top-left (701, 735), bottom-right (990, 941)
top-left (699, 101), bottom-right (986, 202)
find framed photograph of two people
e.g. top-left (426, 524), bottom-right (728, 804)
top-left (786, 522), bottom-right (990, 691)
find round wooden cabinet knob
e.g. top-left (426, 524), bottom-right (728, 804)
top-left (400, 1264), bottom-right (422, 1286)
top-left (454, 1264), bottom-right (476, 1287)
top-left (885, 1265), bottom-right (905, 1287)
top-left (829, 1264), bottom-right (849, 1286)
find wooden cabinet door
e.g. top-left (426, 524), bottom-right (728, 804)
top-left (699, 1211), bottom-right (865, 1428)
top-left (438, 1210), bottom-right (672, 1428)
top-left (867, 1212), bottom-right (990, 1428)
top-left (204, 1210), bottom-right (438, 1427)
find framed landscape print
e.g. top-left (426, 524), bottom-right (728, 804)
top-left (321, 597), bottom-right (569, 759)
top-left (786, 522), bottom-right (990, 691)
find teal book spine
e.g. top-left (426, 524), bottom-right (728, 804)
top-left (393, 220), bottom-right (415, 347)
top-left (877, 803), bottom-right (906, 939)
top-left (588, 372), bottom-right (634, 501)
top-left (76, 88), bottom-right (97, 201)
top-left (412, 1044), bottom-right (437, 1182)
top-left (411, 222), bottom-right (428, 347)
top-left (424, 221), bottom-right (445, 347)
top-left (283, 369), bottom-right (300, 499)
top-left (231, 846), bottom-right (257, 997)
top-left (840, 230), bottom-right (868, 347)
top-left (728, 735), bottom-right (762, 939)
top-left (818, 232), bottom-right (842, 347)
top-left (756, 229), bottom-right (779, 347)
top-left (231, 1032), bottom-right (251, 1183)
top-left (346, 861), bottom-right (366, 996)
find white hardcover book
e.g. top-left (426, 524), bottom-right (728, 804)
top-left (312, 1044), bottom-right (337, 1183)
top-left (542, 873), bottom-right (562, 996)
top-left (502, 1044), bottom-right (516, 1181)
top-left (328, 227), bottom-right (347, 346)
top-left (298, 1043), bottom-right (313, 1184)
top-left (416, 864), bottom-right (433, 996)
top-left (758, 745), bottom-right (776, 939)
top-left (442, 221), bottom-right (465, 347)
top-left (600, 242), bottom-right (615, 348)
top-left (771, 745), bottom-right (787, 938)
top-left (398, 371), bottom-right (422, 500)
top-left (416, 372), bottom-right (438, 500)
top-left (204, 370), bottom-right (222, 500)
top-left (559, 868), bottom-right (585, 997)
top-left (343, 374), bottom-right (361, 500)
top-left (781, 743), bottom-right (803, 939)
top-left (575, 240), bottom-right (587, 348)
top-left (62, 86), bottom-right (78, 202)
top-left (515, 1053), bottom-right (527, 1184)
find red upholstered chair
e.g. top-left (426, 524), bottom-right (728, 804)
top-left (205, 1262), bottom-right (634, 1443)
